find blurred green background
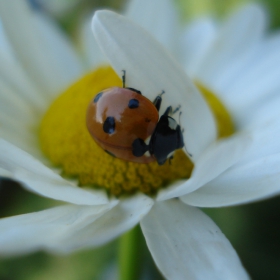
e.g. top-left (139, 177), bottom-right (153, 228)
top-left (1, 0), bottom-right (280, 279)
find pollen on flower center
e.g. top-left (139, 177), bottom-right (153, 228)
top-left (39, 67), bottom-right (233, 196)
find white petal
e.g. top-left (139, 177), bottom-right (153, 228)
top-left (0, 115), bottom-right (40, 158)
top-left (157, 132), bottom-right (251, 201)
top-left (196, 4), bottom-right (267, 87)
top-left (0, 51), bottom-right (47, 112)
top-left (0, 19), bottom-right (14, 59)
top-left (0, 139), bottom-right (108, 205)
top-left (34, 12), bottom-right (84, 88)
top-left (224, 31), bottom-right (280, 99)
top-left (52, 194), bottom-right (154, 253)
top-left (0, 166), bottom-right (12, 177)
top-left (182, 17), bottom-right (217, 77)
top-left (182, 153), bottom-right (280, 207)
top-left (0, 77), bottom-right (41, 158)
top-left (0, 0), bottom-right (83, 97)
top-left (219, 32), bottom-right (280, 127)
top-left (0, 77), bottom-right (36, 123)
top-left (182, 120), bottom-right (280, 206)
top-left (125, 0), bottom-right (181, 58)
top-left (35, 0), bottom-right (81, 17)
top-left (241, 118), bottom-right (280, 161)
top-left (80, 14), bottom-right (108, 69)
top-left (141, 200), bottom-right (249, 280)
top-left (243, 93), bottom-right (280, 128)
top-left (92, 10), bottom-right (216, 160)
top-left (0, 202), bottom-right (117, 256)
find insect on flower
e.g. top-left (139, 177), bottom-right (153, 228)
top-left (86, 70), bottom-right (185, 165)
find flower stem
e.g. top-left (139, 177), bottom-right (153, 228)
top-left (118, 225), bottom-right (142, 280)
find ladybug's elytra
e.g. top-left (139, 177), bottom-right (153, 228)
top-left (86, 71), bottom-right (184, 165)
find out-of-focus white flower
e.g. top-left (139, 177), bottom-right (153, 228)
top-left (1, 0), bottom-right (280, 279)
top-left (29, 0), bottom-right (83, 17)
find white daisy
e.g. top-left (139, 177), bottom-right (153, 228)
top-left (1, 0), bottom-right (280, 279)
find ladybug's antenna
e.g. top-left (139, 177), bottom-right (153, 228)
top-left (122, 70), bottom-right (126, 88)
top-left (172, 105), bottom-right (181, 115)
top-left (159, 90), bottom-right (165, 97)
top-left (178, 111), bottom-right (182, 126)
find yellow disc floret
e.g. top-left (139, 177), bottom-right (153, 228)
top-left (40, 67), bottom-right (233, 196)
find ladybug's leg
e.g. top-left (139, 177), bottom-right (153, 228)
top-left (122, 70), bottom-right (126, 88)
top-left (153, 96), bottom-right (162, 111)
top-left (153, 90), bottom-right (165, 111)
top-left (163, 105), bottom-right (173, 116)
top-left (122, 70), bottom-right (142, 94)
top-left (162, 105), bottom-right (181, 116)
top-left (132, 138), bottom-right (149, 157)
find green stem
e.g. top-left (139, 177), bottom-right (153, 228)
top-left (118, 225), bottom-right (141, 280)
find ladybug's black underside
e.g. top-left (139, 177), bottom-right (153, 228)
top-left (150, 115), bottom-right (184, 165)
top-left (132, 106), bottom-right (184, 165)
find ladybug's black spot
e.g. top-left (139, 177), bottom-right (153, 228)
top-left (103, 117), bottom-right (115, 134)
top-left (94, 92), bottom-right (103, 103)
top-left (128, 99), bottom-right (139, 109)
top-left (104, 150), bottom-right (116, 157)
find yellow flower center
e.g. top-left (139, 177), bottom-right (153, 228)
top-left (40, 67), bottom-right (234, 196)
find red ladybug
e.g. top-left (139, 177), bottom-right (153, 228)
top-left (86, 71), bottom-right (184, 165)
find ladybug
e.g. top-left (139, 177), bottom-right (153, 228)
top-left (86, 71), bottom-right (184, 165)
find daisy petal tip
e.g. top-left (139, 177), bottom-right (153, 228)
top-left (91, 10), bottom-right (120, 58)
top-left (235, 3), bottom-right (268, 30)
top-left (141, 200), bottom-right (250, 280)
top-left (78, 188), bottom-right (110, 205)
top-left (91, 10), bottom-right (117, 33)
top-left (244, 2), bottom-right (267, 16)
top-left (0, 167), bottom-right (13, 179)
top-left (155, 179), bottom-right (188, 201)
